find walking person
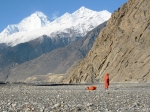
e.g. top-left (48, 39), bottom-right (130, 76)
top-left (104, 73), bottom-right (109, 90)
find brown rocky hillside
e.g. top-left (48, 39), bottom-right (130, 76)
top-left (62, 0), bottom-right (150, 83)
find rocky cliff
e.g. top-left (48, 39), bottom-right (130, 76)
top-left (62, 0), bottom-right (150, 83)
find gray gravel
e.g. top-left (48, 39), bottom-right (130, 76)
top-left (0, 83), bottom-right (150, 112)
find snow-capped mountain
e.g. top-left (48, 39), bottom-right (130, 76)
top-left (0, 6), bottom-right (111, 46)
top-left (17, 11), bottom-right (51, 32)
top-left (0, 11), bottom-right (50, 37)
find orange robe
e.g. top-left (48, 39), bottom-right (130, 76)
top-left (86, 86), bottom-right (96, 90)
top-left (104, 73), bottom-right (109, 89)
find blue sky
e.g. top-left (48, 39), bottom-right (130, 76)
top-left (0, 0), bottom-right (128, 32)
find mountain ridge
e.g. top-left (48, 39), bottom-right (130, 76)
top-left (5, 22), bottom-right (107, 82)
top-left (0, 11), bottom-right (50, 37)
top-left (0, 7), bottom-right (109, 82)
top-left (0, 6), bottom-right (111, 46)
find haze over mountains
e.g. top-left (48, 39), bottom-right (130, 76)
top-left (0, 7), bottom-right (111, 82)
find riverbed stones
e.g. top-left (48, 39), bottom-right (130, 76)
top-left (0, 83), bottom-right (150, 111)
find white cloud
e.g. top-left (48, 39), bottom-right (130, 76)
top-left (51, 11), bottom-right (59, 20)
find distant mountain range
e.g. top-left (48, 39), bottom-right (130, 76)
top-left (0, 6), bottom-right (111, 46)
top-left (6, 22), bottom-right (107, 82)
top-left (0, 7), bottom-right (111, 82)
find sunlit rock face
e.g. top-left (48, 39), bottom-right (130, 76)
top-left (63, 0), bottom-right (150, 83)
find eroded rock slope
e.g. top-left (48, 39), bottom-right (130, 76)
top-left (63, 0), bottom-right (150, 83)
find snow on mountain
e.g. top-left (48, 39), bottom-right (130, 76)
top-left (17, 11), bottom-right (51, 32)
top-left (0, 11), bottom-right (50, 37)
top-left (0, 6), bottom-right (111, 46)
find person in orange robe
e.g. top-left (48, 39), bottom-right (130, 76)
top-left (86, 86), bottom-right (96, 90)
top-left (104, 73), bottom-right (109, 89)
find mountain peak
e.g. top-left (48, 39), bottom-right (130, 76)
top-left (99, 10), bottom-right (111, 16)
top-left (79, 6), bottom-right (88, 10)
top-left (60, 12), bottom-right (71, 18)
top-left (73, 6), bottom-right (93, 16)
top-left (78, 6), bottom-right (91, 11)
top-left (0, 11), bottom-right (51, 37)
top-left (0, 7), bottom-right (111, 46)
top-left (62, 0), bottom-right (150, 83)
top-left (32, 11), bottom-right (48, 18)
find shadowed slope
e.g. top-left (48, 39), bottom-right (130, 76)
top-left (6, 22), bottom-right (106, 82)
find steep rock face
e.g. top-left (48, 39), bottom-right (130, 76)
top-left (63, 0), bottom-right (150, 83)
top-left (6, 22), bottom-right (106, 82)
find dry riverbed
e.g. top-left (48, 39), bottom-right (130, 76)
top-left (0, 83), bottom-right (150, 112)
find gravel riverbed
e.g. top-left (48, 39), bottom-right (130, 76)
top-left (0, 83), bottom-right (150, 112)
